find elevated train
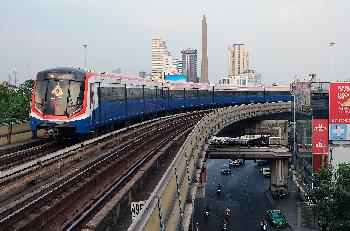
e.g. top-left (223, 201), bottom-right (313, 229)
top-left (30, 67), bottom-right (292, 135)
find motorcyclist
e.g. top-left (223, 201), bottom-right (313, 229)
top-left (224, 207), bottom-right (231, 220)
top-left (217, 184), bottom-right (223, 192)
top-left (204, 205), bottom-right (210, 216)
top-left (260, 219), bottom-right (267, 230)
top-left (221, 220), bottom-right (227, 230)
top-left (195, 222), bottom-right (200, 231)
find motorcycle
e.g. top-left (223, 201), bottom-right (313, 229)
top-left (224, 209), bottom-right (230, 220)
top-left (260, 220), bottom-right (268, 230)
top-left (217, 188), bottom-right (222, 194)
top-left (221, 220), bottom-right (228, 231)
top-left (204, 207), bottom-right (210, 217)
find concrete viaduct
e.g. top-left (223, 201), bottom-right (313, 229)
top-left (129, 102), bottom-right (292, 231)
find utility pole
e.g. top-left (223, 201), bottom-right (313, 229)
top-left (83, 44), bottom-right (88, 68)
top-left (330, 42), bottom-right (335, 80)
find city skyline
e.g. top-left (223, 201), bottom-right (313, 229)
top-left (0, 0), bottom-right (349, 85)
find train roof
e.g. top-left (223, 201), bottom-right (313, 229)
top-left (38, 67), bottom-right (88, 75)
top-left (37, 67), bottom-right (290, 91)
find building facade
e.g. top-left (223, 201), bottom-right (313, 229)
top-left (112, 68), bottom-right (122, 74)
top-left (181, 49), bottom-right (198, 83)
top-left (152, 37), bottom-right (167, 78)
top-left (228, 44), bottom-right (249, 76)
top-left (221, 70), bottom-right (261, 86)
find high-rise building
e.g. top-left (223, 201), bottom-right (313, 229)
top-left (228, 44), bottom-right (249, 76)
top-left (139, 70), bottom-right (147, 78)
top-left (181, 49), bottom-right (198, 83)
top-left (152, 36), bottom-right (179, 78)
top-left (201, 15), bottom-right (208, 83)
top-left (152, 37), bottom-right (167, 78)
top-left (112, 68), bottom-right (122, 74)
top-left (221, 70), bottom-right (261, 86)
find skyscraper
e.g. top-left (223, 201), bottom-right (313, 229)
top-left (201, 15), bottom-right (208, 83)
top-left (152, 37), bottom-right (167, 78)
top-left (228, 44), bottom-right (249, 76)
top-left (181, 49), bottom-right (198, 83)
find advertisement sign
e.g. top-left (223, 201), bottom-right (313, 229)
top-left (329, 82), bottom-right (350, 140)
top-left (312, 119), bottom-right (329, 154)
top-left (293, 82), bottom-right (311, 113)
top-left (164, 75), bottom-right (187, 82)
top-left (312, 119), bottom-right (328, 172)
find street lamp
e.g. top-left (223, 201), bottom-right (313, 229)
top-left (83, 44), bottom-right (88, 68)
top-left (330, 42), bottom-right (335, 79)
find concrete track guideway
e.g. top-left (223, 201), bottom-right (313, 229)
top-left (129, 102), bottom-right (291, 231)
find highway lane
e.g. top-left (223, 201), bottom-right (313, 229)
top-left (194, 159), bottom-right (299, 231)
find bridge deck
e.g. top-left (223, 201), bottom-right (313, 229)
top-left (207, 145), bottom-right (292, 159)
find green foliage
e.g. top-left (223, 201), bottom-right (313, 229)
top-left (309, 164), bottom-right (350, 231)
top-left (0, 80), bottom-right (34, 124)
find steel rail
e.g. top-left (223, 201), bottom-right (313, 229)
top-left (65, 121), bottom-right (195, 231)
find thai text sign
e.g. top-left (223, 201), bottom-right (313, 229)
top-left (312, 119), bottom-right (329, 154)
top-left (329, 82), bottom-right (350, 140)
top-left (313, 119), bottom-right (328, 172)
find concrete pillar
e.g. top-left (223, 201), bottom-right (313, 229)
top-left (270, 159), bottom-right (289, 193)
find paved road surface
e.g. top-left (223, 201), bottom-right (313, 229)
top-left (194, 159), bottom-right (302, 231)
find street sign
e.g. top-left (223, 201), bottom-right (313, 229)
top-left (329, 82), bottom-right (350, 140)
top-left (131, 201), bottom-right (146, 220)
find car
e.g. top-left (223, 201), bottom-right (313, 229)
top-left (266, 209), bottom-right (288, 228)
top-left (261, 167), bottom-right (270, 177)
top-left (229, 158), bottom-right (244, 167)
top-left (220, 164), bottom-right (231, 174)
top-left (256, 159), bottom-right (269, 166)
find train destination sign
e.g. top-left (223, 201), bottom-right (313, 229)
top-left (329, 82), bottom-right (350, 140)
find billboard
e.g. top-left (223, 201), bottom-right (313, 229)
top-left (293, 82), bottom-right (311, 113)
top-left (164, 75), bottom-right (187, 82)
top-left (312, 119), bottom-right (329, 172)
top-left (329, 82), bottom-right (350, 140)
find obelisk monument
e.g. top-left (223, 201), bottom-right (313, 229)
top-left (200, 15), bottom-right (208, 83)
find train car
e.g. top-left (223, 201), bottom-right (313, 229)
top-left (30, 67), bottom-right (292, 135)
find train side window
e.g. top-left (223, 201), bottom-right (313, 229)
top-left (68, 81), bottom-right (84, 107)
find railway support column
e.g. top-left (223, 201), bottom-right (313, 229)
top-left (270, 159), bottom-right (289, 194)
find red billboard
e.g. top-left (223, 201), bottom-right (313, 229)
top-left (329, 82), bottom-right (350, 124)
top-left (312, 119), bottom-right (329, 154)
top-left (312, 119), bottom-right (328, 172)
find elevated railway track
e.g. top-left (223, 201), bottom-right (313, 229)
top-left (0, 110), bottom-right (209, 230)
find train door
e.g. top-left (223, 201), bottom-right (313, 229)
top-left (90, 82), bottom-right (101, 125)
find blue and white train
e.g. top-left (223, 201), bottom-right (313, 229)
top-left (30, 67), bottom-right (292, 134)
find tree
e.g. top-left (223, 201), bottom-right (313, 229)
top-left (309, 164), bottom-right (350, 231)
top-left (0, 80), bottom-right (34, 124)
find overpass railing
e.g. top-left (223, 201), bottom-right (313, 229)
top-left (128, 102), bottom-right (291, 231)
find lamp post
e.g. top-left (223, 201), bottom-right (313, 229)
top-left (83, 44), bottom-right (88, 68)
top-left (330, 42), bottom-right (335, 79)
top-left (290, 80), bottom-right (297, 169)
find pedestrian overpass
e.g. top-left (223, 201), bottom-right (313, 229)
top-left (207, 145), bottom-right (292, 195)
top-left (128, 101), bottom-right (291, 231)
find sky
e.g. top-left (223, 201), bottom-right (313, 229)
top-left (0, 0), bottom-right (349, 85)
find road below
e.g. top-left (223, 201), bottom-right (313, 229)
top-left (194, 159), bottom-right (301, 231)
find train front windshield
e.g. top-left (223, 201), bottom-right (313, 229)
top-left (34, 73), bottom-right (85, 116)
